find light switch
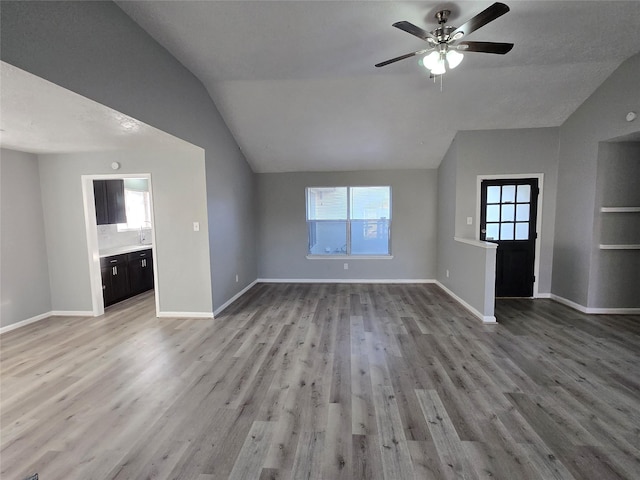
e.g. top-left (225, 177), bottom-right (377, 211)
top-left (467, 217), bottom-right (473, 225)
top-left (193, 222), bottom-right (200, 232)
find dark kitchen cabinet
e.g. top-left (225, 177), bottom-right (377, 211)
top-left (100, 254), bottom-right (130, 307)
top-left (127, 249), bottom-right (154, 295)
top-left (94, 179), bottom-right (127, 225)
top-left (100, 249), bottom-right (154, 307)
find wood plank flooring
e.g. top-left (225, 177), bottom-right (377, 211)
top-left (1, 283), bottom-right (639, 479)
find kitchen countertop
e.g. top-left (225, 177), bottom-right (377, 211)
top-left (99, 244), bottom-right (153, 258)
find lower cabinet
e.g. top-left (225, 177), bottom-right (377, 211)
top-left (100, 249), bottom-right (154, 307)
top-left (127, 250), bottom-right (154, 295)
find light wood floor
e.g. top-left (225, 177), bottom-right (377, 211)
top-left (1, 283), bottom-right (639, 480)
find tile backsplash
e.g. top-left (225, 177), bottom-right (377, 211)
top-left (97, 224), bottom-right (152, 251)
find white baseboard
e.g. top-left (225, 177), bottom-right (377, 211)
top-left (550, 294), bottom-right (640, 314)
top-left (0, 311), bottom-right (51, 335)
top-left (213, 280), bottom-right (259, 316)
top-left (0, 309), bottom-right (95, 335)
top-left (435, 281), bottom-right (497, 324)
top-left (257, 278), bottom-right (436, 284)
top-left (157, 311), bottom-right (214, 319)
top-left (50, 310), bottom-right (93, 317)
top-left (536, 293), bottom-right (552, 299)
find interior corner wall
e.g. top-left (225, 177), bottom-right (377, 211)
top-left (455, 128), bottom-right (560, 294)
top-left (436, 139), bottom-right (458, 285)
top-left (256, 170), bottom-right (437, 280)
top-left (553, 52), bottom-right (640, 307)
top-left (0, 1), bottom-right (257, 312)
top-left (0, 149), bottom-right (52, 327)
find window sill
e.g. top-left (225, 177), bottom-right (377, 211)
top-left (306, 255), bottom-right (394, 260)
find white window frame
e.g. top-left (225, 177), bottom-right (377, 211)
top-left (305, 186), bottom-right (393, 259)
top-left (116, 187), bottom-right (153, 232)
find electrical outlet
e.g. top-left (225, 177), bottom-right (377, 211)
top-left (193, 221), bottom-right (200, 232)
top-left (467, 217), bottom-right (473, 225)
top-left (344, 263), bottom-right (348, 270)
top-left (235, 274), bottom-right (239, 283)
top-left (446, 269), bottom-right (450, 278)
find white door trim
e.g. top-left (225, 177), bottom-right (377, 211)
top-left (81, 173), bottom-right (159, 317)
top-left (475, 173), bottom-right (544, 299)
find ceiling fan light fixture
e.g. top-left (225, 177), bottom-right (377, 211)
top-left (430, 57), bottom-right (446, 75)
top-left (446, 49), bottom-right (464, 69)
top-left (423, 51), bottom-right (440, 71)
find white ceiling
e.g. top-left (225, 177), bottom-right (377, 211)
top-left (116, 0), bottom-right (640, 173)
top-left (0, 62), bottom-right (198, 155)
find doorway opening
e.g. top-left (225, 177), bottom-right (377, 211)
top-left (477, 174), bottom-right (544, 298)
top-left (82, 173), bottom-right (159, 317)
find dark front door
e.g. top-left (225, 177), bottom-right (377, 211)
top-left (480, 178), bottom-right (539, 297)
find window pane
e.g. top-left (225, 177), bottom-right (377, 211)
top-left (515, 223), bottom-right (529, 240)
top-left (500, 223), bottom-right (514, 240)
top-left (517, 185), bottom-right (531, 202)
top-left (351, 187), bottom-right (390, 220)
top-left (307, 221), bottom-right (347, 254)
top-left (485, 223), bottom-right (499, 240)
top-left (502, 185), bottom-right (516, 203)
top-left (501, 204), bottom-right (515, 222)
top-left (487, 186), bottom-right (501, 204)
top-left (516, 204), bottom-right (530, 221)
top-left (351, 220), bottom-right (390, 255)
top-left (486, 205), bottom-right (500, 222)
top-left (118, 187), bottom-right (152, 231)
top-left (307, 187), bottom-right (347, 220)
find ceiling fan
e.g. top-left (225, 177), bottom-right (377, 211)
top-left (375, 2), bottom-right (514, 75)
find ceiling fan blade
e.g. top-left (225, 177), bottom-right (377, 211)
top-left (458, 41), bottom-right (513, 54)
top-left (375, 49), bottom-right (431, 68)
top-left (392, 21), bottom-right (437, 42)
top-left (449, 2), bottom-right (510, 40)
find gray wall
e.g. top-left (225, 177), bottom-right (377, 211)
top-left (553, 52), bottom-right (640, 306)
top-left (1, 149), bottom-right (52, 327)
top-left (455, 128), bottom-right (560, 294)
top-left (589, 142), bottom-right (640, 308)
top-left (0, 1), bottom-right (257, 311)
top-left (436, 140), bottom-right (497, 321)
top-left (38, 149), bottom-right (213, 314)
top-left (257, 170), bottom-right (437, 280)
top-left (436, 139), bottom-right (458, 284)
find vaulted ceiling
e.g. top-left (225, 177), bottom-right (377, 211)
top-left (4, 2), bottom-right (638, 171)
top-left (105, 2), bottom-right (640, 171)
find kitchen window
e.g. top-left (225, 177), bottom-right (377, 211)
top-left (117, 188), bottom-right (152, 232)
top-left (306, 186), bottom-right (391, 256)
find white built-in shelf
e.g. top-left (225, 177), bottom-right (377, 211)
top-left (599, 244), bottom-right (640, 250)
top-left (600, 206), bottom-right (640, 213)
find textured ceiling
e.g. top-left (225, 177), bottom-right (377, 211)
top-left (99, 2), bottom-right (640, 171)
top-left (0, 62), bottom-right (199, 155)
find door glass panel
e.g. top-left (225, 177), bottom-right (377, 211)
top-left (487, 186), bottom-right (501, 204)
top-left (486, 223), bottom-right (499, 240)
top-left (500, 223), bottom-right (514, 240)
top-left (501, 204), bottom-right (515, 222)
top-left (516, 204), bottom-right (530, 221)
top-left (515, 223), bottom-right (529, 240)
top-left (502, 185), bottom-right (516, 203)
top-left (486, 205), bottom-right (500, 222)
top-left (517, 185), bottom-right (531, 202)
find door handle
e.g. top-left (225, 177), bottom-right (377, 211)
top-left (481, 229), bottom-right (486, 233)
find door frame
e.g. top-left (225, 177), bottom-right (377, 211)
top-left (81, 173), bottom-right (159, 317)
top-left (475, 173), bottom-right (544, 298)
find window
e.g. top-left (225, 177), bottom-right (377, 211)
top-left (306, 186), bottom-right (391, 256)
top-left (117, 187), bottom-right (152, 232)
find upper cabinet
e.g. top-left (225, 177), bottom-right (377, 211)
top-left (94, 179), bottom-right (127, 225)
